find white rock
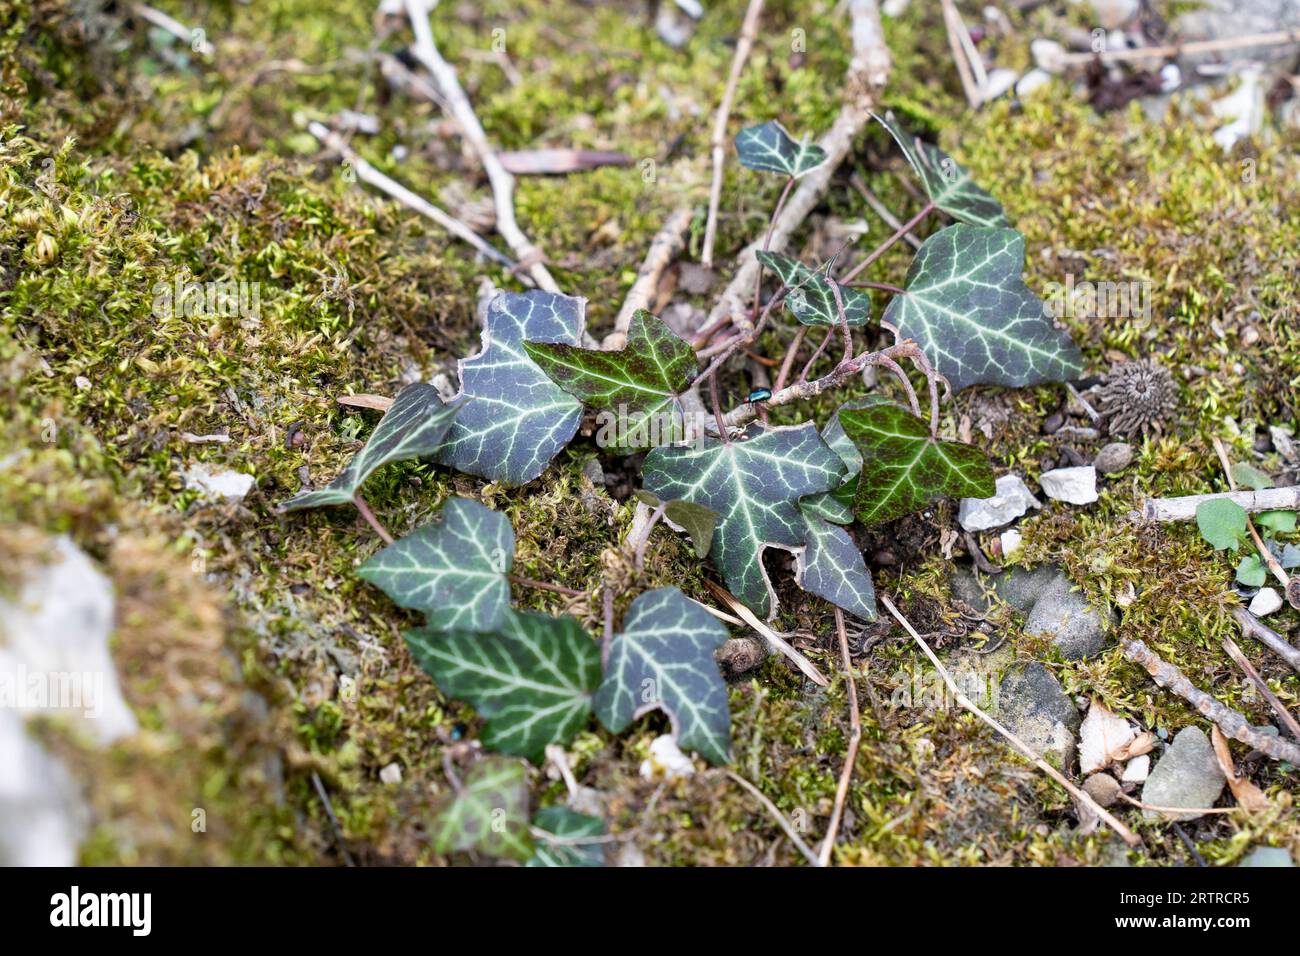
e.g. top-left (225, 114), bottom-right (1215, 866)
top-left (1249, 587), bottom-right (1283, 617)
top-left (0, 536), bottom-right (136, 743)
top-left (1031, 38), bottom-right (1067, 73)
top-left (1039, 466), bottom-right (1099, 505)
top-left (1000, 529), bottom-right (1023, 559)
top-left (183, 464), bottom-right (256, 502)
top-left (1212, 68), bottom-right (1265, 150)
top-left (1122, 754), bottom-right (1150, 783)
top-left (0, 709), bottom-right (88, 866)
top-left (379, 762), bottom-right (402, 785)
top-left (1016, 69), bottom-right (1052, 97)
top-left (958, 474), bottom-right (1041, 532)
top-left (1269, 426), bottom-right (1296, 462)
top-left (981, 69), bottom-right (1019, 103)
top-left (639, 734), bottom-right (695, 780)
top-left (882, 0), bottom-right (911, 16)
top-left (1079, 699), bottom-right (1135, 775)
top-left (1159, 63), bottom-right (1182, 93)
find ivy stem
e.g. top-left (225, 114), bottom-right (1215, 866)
top-left (773, 326), bottom-right (806, 393)
top-left (633, 504), bottom-right (667, 570)
top-left (846, 280), bottom-right (906, 295)
top-left (353, 493), bottom-right (394, 544)
top-left (825, 273), bottom-right (854, 365)
top-left (839, 200), bottom-right (935, 285)
top-left (602, 587), bottom-right (615, 666)
top-left (506, 574), bottom-right (584, 597)
top-left (796, 327), bottom-right (834, 384)
top-left (709, 371), bottom-right (730, 443)
top-left (749, 175), bottom-right (797, 326)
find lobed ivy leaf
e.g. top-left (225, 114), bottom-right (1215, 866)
top-left (357, 496), bottom-right (512, 632)
top-left (874, 112), bottom-right (1009, 228)
top-left (406, 610), bottom-right (600, 761)
top-left (524, 310), bottom-right (695, 448)
top-left (527, 807), bottom-right (605, 867)
top-left (1236, 554), bottom-right (1267, 588)
top-left (734, 120), bottom-right (827, 178)
top-left (756, 251), bottom-right (872, 327)
top-left (1196, 498), bottom-right (1248, 552)
top-left (881, 224), bottom-right (1084, 392)
top-left (593, 587), bottom-right (732, 765)
top-left (436, 290), bottom-right (585, 486)
top-left (642, 424), bottom-right (846, 617)
top-left (800, 396), bottom-right (889, 525)
top-left (634, 490), bottom-right (718, 558)
top-left (840, 402), bottom-right (995, 526)
top-left (796, 507), bottom-right (877, 619)
top-left (1230, 461), bottom-right (1274, 491)
top-left (279, 383), bottom-right (460, 512)
top-left (428, 756), bottom-right (532, 860)
top-left (1257, 510), bottom-right (1297, 534)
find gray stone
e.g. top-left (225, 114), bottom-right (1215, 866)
top-left (950, 563), bottom-right (1061, 614)
top-left (1238, 846), bottom-right (1295, 867)
top-left (1141, 727), bottom-right (1227, 821)
top-left (957, 473), bottom-right (1041, 532)
top-left (1094, 442), bottom-right (1133, 474)
top-left (1024, 574), bottom-right (1114, 660)
top-left (997, 663), bottom-right (1081, 769)
top-left (1083, 773), bottom-right (1121, 808)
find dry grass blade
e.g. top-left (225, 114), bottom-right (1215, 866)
top-left (702, 580), bottom-right (830, 687)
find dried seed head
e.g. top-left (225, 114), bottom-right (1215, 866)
top-left (1096, 359), bottom-right (1176, 437)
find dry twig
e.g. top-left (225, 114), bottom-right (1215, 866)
top-left (1232, 607), bottom-right (1300, 674)
top-left (818, 608), bottom-right (862, 866)
top-left (605, 206), bottom-right (695, 349)
top-left (725, 770), bottom-right (821, 867)
top-left (1138, 485), bottom-right (1300, 522)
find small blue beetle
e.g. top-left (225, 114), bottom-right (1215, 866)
top-left (746, 387), bottom-right (772, 407)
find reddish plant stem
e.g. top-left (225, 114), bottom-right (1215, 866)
top-left (507, 573), bottom-right (584, 597)
top-left (353, 493), bottom-right (395, 544)
top-left (773, 326), bottom-right (807, 393)
top-left (797, 327), bottom-right (835, 384)
top-left (846, 280), bottom-right (906, 295)
top-left (839, 200), bottom-right (935, 285)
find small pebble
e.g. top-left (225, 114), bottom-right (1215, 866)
top-left (1094, 442), bottom-right (1133, 474)
top-left (1083, 773), bottom-right (1121, 808)
top-left (379, 762), bottom-right (403, 785)
top-left (1249, 587), bottom-right (1283, 617)
top-left (1043, 411), bottom-right (1064, 434)
top-left (1039, 466), bottom-right (1099, 505)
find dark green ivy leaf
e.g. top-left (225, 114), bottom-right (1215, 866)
top-left (436, 290), bottom-right (585, 486)
top-left (796, 507), bottom-right (877, 620)
top-left (406, 610), bottom-right (600, 761)
top-left (800, 396), bottom-right (889, 525)
top-left (734, 120), bottom-right (827, 178)
top-left (874, 112), bottom-right (1009, 228)
top-left (755, 251), bottom-right (872, 327)
top-left (278, 383), bottom-right (460, 512)
top-left (881, 224), bottom-right (1083, 392)
top-left (527, 807), bottom-right (605, 867)
top-left (642, 424), bottom-right (846, 617)
top-left (840, 402), bottom-right (995, 526)
top-left (428, 756), bottom-right (532, 860)
top-left (357, 497), bottom-right (513, 632)
top-left (593, 586), bottom-right (732, 765)
top-left (524, 310), bottom-right (695, 448)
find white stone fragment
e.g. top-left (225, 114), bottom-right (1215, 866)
top-left (1031, 38), bottom-right (1067, 73)
top-left (379, 762), bottom-right (403, 785)
top-left (1000, 529), bottom-right (1024, 559)
top-left (1039, 466), bottom-right (1099, 505)
top-left (958, 474), bottom-right (1042, 532)
top-left (1016, 69), bottom-right (1052, 97)
top-left (1249, 587), bottom-right (1283, 617)
top-left (1122, 754), bottom-right (1150, 784)
top-left (639, 734), bottom-right (695, 781)
top-left (183, 464), bottom-right (256, 502)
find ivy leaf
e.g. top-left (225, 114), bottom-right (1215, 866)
top-left (840, 402), bottom-right (995, 526)
top-left (874, 112), bottom-right (1009, 228)
top-left (755, 251), bottom-right (872, 327)
top-left (279, 384), bottom-right (460, 512)
top-left (881, 224), bottom-right (1084, 392)
top-left (405, 610), bottom-right (600, 761)
top-left (1257, 510), bottom-right (1297, 534)
top-left (796, 507), bottom-right (877, 619)
top-left (1236, 554), bottom-right (1267, 588)
top-left (357, 497), bottom-right (512, 632)
top-left (642, 424), bottom-right (846, 617)
top-left (527, 807), bottom-right (605, 867)
top-left (1230, 462), bottom-right (1274, 491)
top-left (734, 120), bottom-right (827, 178)
top-left (524, 310), bottom-right (695, 448)
top-left (593, 587), bottom-right (731, 765)
top-left (1196, 498), bottom-right (1248, 552)
top-left (428, 757), bottom-right (532, 860)
top-left (800, 396), bottom-right (889, 525)
top-left (436, 290), bottom-right (585, 486)
top-left (634, 490), bottom-right (718, 558)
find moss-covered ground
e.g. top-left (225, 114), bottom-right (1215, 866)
top-left (2, 0), bottom-right (1297, 865)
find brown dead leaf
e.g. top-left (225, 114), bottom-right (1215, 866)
top-left (336, 393), bottom-right (393, 411)
top-left (496, 149), bottom-right (631, 175)
top-left (1211, 726), bottom-right (1270, 813)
